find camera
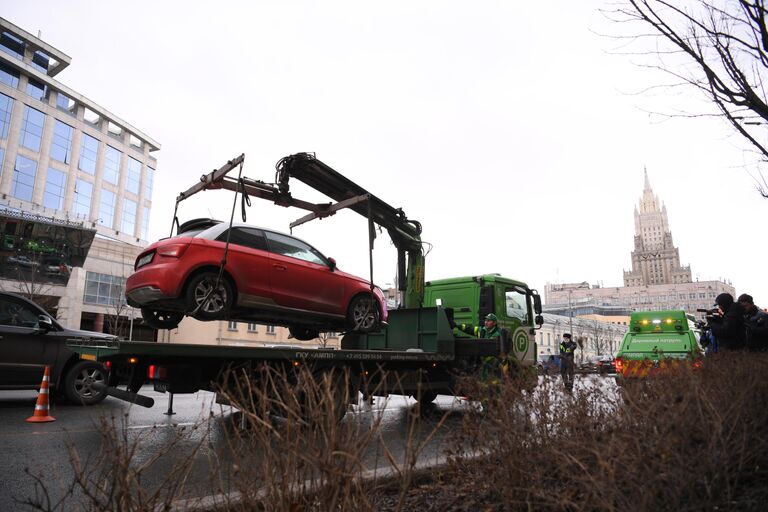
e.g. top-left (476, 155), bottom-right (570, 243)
top-left (696, 306), bottom-right (722, 323)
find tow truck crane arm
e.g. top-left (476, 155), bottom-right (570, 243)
top-left (173, 153), bottom-right (425, 308)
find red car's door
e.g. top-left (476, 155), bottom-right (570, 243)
top-left (214, 227), bottom-right (273, 304)
top-left (264, 231), bottom-right (346, 314)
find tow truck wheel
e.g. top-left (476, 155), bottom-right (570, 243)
top-left (289, 326), bottom-right (320, 341)
top-left (347, 294), bottom-right (380, 333)
top-left (142, 308), bottom-right (184, 329)
top-left (63, 360), bottom-right (108, 405)
top-left (414, 390), bottom-right (438, 406)
top-left (186, 271), bottom-right (233, 320)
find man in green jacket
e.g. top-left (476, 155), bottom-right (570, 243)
top-left (455, 313), bottom-right (501, 338)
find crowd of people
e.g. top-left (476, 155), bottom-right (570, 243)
top-left (700, 293), bottom-right (768, 353)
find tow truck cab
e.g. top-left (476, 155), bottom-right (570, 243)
top-left (615, 310), bottom-right (702, 381)
top-left (422, 274), bottom-right (543, 366)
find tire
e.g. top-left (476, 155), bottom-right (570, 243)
top-left (414, 390), bottom-right (437, 405)
top-left (289, 326), bottom-right (320, 341)
top-left (185, 271), bottom-right (233, 320)
top-left (63, 360), bottom-right (109, 405)
top-left (347, 294), bottom-right (380, 333)
top-left (141, 308), bottom-right (184, 330)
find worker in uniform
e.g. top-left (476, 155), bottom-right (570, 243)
top-left (559, 333), bottom-right (578, 391)
top-left (455, 313), bottom-right (508, 385)
top-left (455, 313), bottom-right (501, 339)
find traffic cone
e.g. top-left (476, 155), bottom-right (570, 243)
top-left (26, 366), bottom-right (56, 423)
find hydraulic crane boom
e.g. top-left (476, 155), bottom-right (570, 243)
top-left (173, 153), bottom-right (425, 308)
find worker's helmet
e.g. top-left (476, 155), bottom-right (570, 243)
top-left (485, 313), bottom-right (498, 322)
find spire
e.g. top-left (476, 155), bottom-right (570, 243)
top-left (644, 166), bottom-right (651, 191)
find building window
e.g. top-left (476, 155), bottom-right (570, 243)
top-left (227, 321), bottom-right (238, 331)
top-left (0, 32), bottom-right (24, 60)
top-left (122, 198), bottom-right (137, 235)
top-left (0, 61), bottom-right (19, 89)
top-left (145, 167), bottom-right (155, 200)
top-left (31, 51), bottom-right (50, 73)
top-left (84, 272), bottom-right (127, 306)
top-left (141, 206), bottom-right (150, 240)
top-left (25, 78), bottom-right (46, 101)
top-left (20, 106), bottom-right (45, 151)
top-left (78, 133), bottom-right (99, 174)
top-left (56, 92), bottom-right (75, 115)
top-left (12, 155), bottom-right (37, 201)
top-left (50, 120), bottom-right (74, 164)
top-left (247, 323), bottom-right (258, 332)
top-left (99, 188), bottom-right (116, 228)
top-left (0, 92), bottom-right (11, 139)
top-left (73, 178), bottom-right (93, 218)
top-left (126, 157), bottom-right (141, 194)
top-left (43, 167), bottom-right (66, 210)
top-left (103, 146), bottom-right (121, 184)
top-left (266, 325), bottom-right (276, 334)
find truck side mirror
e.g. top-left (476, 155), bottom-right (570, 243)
top-left (535, 314), bottom-right (544, 327)
top-left (533, 293), bottom-right (542, 315)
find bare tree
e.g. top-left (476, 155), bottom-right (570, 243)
top-left (608, 0), bottom-right (768, 195)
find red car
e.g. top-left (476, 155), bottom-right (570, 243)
top-left (126, 219), bottom-right (387, 339)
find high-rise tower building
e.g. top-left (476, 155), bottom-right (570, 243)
top-left (623, 170), bottom-right (692, 286)
top-left (0, 17), bottom-right (159, 337)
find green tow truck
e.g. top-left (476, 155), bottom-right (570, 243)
top-left (67, 154), bottom-right (543, 412)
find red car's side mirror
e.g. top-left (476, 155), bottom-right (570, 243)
top-left (328, 257), bottom-right (337, 271)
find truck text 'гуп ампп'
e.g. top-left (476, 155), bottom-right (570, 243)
top-left (67, 153), bottom-right (544, 414)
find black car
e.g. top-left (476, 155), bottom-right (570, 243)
top-left (596, 356), bottom-right (616, 375)
top-left (0, 291), bottom-right (116, 405)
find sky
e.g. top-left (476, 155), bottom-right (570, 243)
top-left (5, 1), bottom-right (766, 303)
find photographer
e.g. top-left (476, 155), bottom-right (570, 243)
top-left (708, 293), bottom-right (746, 351)
top-left (738, 294), bottom-right (768, 352)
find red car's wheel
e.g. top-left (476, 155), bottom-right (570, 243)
top-left (141, 308), bottom-right (184, 329)
top-left (185, 271), bottom-right (233, 320)
top-left (347, 294), bottom-right (380, 333)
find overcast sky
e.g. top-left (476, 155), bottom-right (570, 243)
top-left (6, 1), bottom-right (766, 304)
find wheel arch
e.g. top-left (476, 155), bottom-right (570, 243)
top-left (182, 265), bottom-right (238, 305)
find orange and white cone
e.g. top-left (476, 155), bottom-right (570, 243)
top-left (26, 366), bottom-right (56, 423)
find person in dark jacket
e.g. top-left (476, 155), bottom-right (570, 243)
top-left (708, 293), bottom-right (746, 351)
top-left (559, 333), bottom-right (578, 390)
top-left (738, 294), bottom-right (768, 352)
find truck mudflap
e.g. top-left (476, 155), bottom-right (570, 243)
top-left (90, 383), bottom-right (155, 408)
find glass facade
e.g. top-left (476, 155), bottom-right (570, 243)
top-left (142, 205), bottom-right (150, 240)
top-left (99, 188), bottom-right (116, 228)
top-left (43, 167), bottom-right (66, 210)
top-left (56, 92), bottom-right (75, 114)
top-left (78, 133), bottom-right (99, 174)
top-left (122, 198), bottom-right (137, 235)
top-left (50, 120), bottom-right (74, 164)
top-left (73, 178), bottom-right (93, 218)
top-left (31, 51), bottom-right (50, 74)
top-left (84, 272), bottom-right (127, 306)
top-left (0, 61), bottom-right (19, 89)
top-left (103, 145), bottom-right (121, 184)
top-left (25, 78), bottom-right (46, 101)
top-left (0, 92), bottom-right (11, 139)
top-left (0, 32), bottom-right (24, 59)
top-left (11, 155), bottom-right (37, 201)
top-left (126, 157), bottom-right (141, 194)
top-left (145, 166), bottom-right (154, 200)
top-left (20, 105), bottom-right (45, 151)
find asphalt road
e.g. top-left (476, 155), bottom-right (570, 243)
top-left (0, 386), bottom-right (474, 511)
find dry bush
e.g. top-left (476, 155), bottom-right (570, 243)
top-left (208, 363), bottom-right (451, 512)
top-left (21, 413), bottom-right (208, 512)
top-left (439, 353), bottom-right (768, 511)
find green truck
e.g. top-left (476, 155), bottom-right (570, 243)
top-left (614, 310), bottom-right (702, 381)
top-left (67, 154), bottom-right (543, 413)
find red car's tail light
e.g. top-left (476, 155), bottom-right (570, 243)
top-left (156, 243), bottom-right (189, 258)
